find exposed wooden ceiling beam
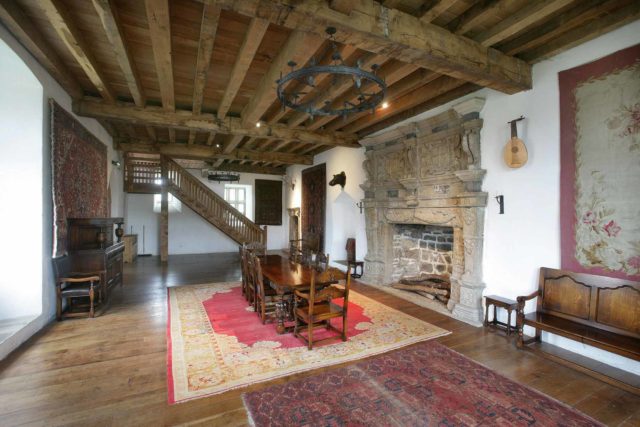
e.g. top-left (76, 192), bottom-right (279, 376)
top-left (358, 82), bottom-right (481, 137)
top-left (190, 3), bottom-right (221, 145)
top-left (329, 0), bottom-right (355, 15)
top-left (145, 0), bottom-right (174, 111)
top-left (214, 163), bottom-right (286, 175)
top-left (207, 0), bottom-right (531, 94)
top-left (0, 1), bottom-right (83, 99)
top-left (92, 0), bottom-right (144, 106)
top-left (475, 0), bottom-right (575, 47)
top-left (420, 0), bottom-right (461, 23)
top-left (74, 98), bottom-right (360, 147)
top-left (240, 30), bottom-right (324, 126)
top-left (217, 18), bottom-right (269, 119)
top-left (341, 75), bottom-right (464, 133)
top-left (40, 0), bottom-right (115, 101)
top-left (206, 132), bottom-right (217, 146)
top-left (520, 1), bottom-right (640, 63)
top-left (114, 139), bottom-right (312, 165)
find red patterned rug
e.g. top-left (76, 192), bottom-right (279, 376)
top-left (242, 340), bottom-right (603, 427)
top-left (167, 282), bottom-right (448, 403)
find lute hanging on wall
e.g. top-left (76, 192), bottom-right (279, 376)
top-left (504, 116), bottom-right (528, 168)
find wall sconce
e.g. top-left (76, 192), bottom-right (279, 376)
top-left (111, 160), bottom-right (121, 168)
top-left (356, 201), bottom-right (364, 214)
top-left (495, 195), bottom-right (504, 214)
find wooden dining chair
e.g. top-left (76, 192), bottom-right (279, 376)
top-left (293, 266), bottom-right (351, 350)
top-left (300, 247), bottom-right (313, 267)
top-left (252, 253), bottom-right (279, 324)
top-left (244, 249), bottom-right (257, 307)
top-left (245, 241), bottom-right (267, 257)
top-left (315, 252), bottom-right (330, 272)
top-left (239, 244), bottom-right (250, 300)
top-left (52, 254), bottom-right (103, 320)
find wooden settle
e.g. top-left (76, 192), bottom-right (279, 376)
top-left (516, 267), bottom-right (640, 394)
top-left (122, 234), bottom-right (138, 264)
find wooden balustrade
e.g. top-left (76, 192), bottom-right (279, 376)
top-left (123, 155), bottom-right (266, 245)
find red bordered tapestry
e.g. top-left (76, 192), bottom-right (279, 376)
top-left (560, 44), bottom-right (640, 281)
top-left (51, 100), bottom-right (109, 256)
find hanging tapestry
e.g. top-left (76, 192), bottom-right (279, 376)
top-left (51, 100), bottom-right (109, 256)
top-left (254, 179), bottom-right (282, 225)
top-left (302, 163), bottom-right (326, 252)
top-left (559, 44), bottom-right (640, 280)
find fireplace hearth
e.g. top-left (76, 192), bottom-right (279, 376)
top-left (358, 98), bottom-right (487, 326)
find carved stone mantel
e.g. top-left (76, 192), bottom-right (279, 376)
top-left (359, 98), bottom-right (487, 326)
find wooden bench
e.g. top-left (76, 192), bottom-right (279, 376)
top-left (516, 267), bottom-right (640, 395)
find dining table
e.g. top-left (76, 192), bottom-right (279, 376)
top-left (259, 254), bottom-right (337, 334)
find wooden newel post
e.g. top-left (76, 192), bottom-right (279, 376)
top-left (160, 156), bottom-right (169, 263)
top-left (262, 226), bottom-right (268, 246)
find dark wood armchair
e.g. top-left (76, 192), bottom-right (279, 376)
top-left (245, 241), bottom-right (267, 257)
top-left (52, 254), bottom-right (103, 320)
top-left (251, 254), bottom-right (278, 324)
top-left (294, 266), bottom-right (351, 350)
top-left (315, 252), bottom-right (330, 272)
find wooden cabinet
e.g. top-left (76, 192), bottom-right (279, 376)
top-left (67, 218), bottom-right (125, 308)
top-left (123, 234), bottom-right (138, 263)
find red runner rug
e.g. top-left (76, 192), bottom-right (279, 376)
top-left (167, 282), bottom-right (448, 403)
top-left (242, 340), bottom-right (603, 427)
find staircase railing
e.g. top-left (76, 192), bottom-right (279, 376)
top-left (163, 157), bottom-right (266, 245)
top-left (123, 155), bottom-right (266, 245)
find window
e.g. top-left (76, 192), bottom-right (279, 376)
top-left (224, 185), bottom-right (246, 215)
top-left (153, 193), bottom-right (182, 213)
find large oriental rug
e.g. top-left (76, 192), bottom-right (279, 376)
top-left (243, 341), bottom-right (603, 427)
top-left (167, 282), bottom-right (449, 403)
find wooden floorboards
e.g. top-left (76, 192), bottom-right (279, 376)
top-left (0, 252), bottom-right (639, 426)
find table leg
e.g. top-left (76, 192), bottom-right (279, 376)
top-left (484, 302), bottom-right (489, 327)
top-left (275, 295), bottom-right (287, 334)
top-left (507, 309), bottom-right (512, 335)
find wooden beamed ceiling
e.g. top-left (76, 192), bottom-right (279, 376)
top-left (0, 0), bottom-right (637, 173)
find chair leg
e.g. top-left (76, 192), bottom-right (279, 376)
top-left (308, 321), bottom-right (313, 350)
top-left (261, 298), bottom-right (266, 324)
top-left (56, 286), bottom-right (62, 321)
top-left (89, 287), bottom-right (95, 318)
top-left (342, 315), bottom-right (347, 341)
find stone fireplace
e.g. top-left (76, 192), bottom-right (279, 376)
top-left (359, 98), bottom-right (487, 326)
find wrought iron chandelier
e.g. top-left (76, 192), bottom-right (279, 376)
top-left (276, 27), bottom-right (386, 119)
top-left (206, 170), bottom-right (240, 183)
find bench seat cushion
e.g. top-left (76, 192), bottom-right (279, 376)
top-left (524, 312), bottom-right (640, 361)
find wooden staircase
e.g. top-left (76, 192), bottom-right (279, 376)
top-left (124, 155), bottom-right (266, 245)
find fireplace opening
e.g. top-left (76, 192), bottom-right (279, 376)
top-left (391, 224), bottom-right (453, 306)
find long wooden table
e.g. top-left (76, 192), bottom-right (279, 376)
top-left (260, 254), bottom-right (334, 334)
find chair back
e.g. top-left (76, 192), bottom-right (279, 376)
top-left (52, 254), bottom-right (71, 279)
top-left (308, 266), bottom-right (350, 308)
top-left (300, 247), bottom-right (313, 267)
top-left (245, 241), bottom-right (267, 257)
top-left (239, 244), bottom-right (248, 287)
top-left (244, 249), bottom-right (255, 290)
top-left (315, 252), bottom-right (330, 272)
top-left (252, 254), bottom-right (268, 299)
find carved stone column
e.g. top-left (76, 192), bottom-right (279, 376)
top-left (452, 207), bottom-right (486, 326)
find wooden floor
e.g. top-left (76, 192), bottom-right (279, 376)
top-left (1, 253), bottom-right (639, 426)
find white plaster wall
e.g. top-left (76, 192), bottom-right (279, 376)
top-left (124, 171), bottom-right (287, 255)
top-left (286, 147), bottom-right (368, 264)
top-left (0, 24), bottom-right (124, 361)
top-left (368, 21), bottom-right (640, 374)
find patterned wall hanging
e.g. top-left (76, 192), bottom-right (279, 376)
top-left (254, 179), bottom-right (282, 225)
top-left (51, 100), bottom-right (109, 256)
top-left (559, 44), bottom-right (640, 280)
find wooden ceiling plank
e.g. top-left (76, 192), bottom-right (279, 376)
top-left (308, 61), bottom-right (418, 131)
top-left (40, 0), bottom-right (115, 102)
top-left (0, 1), bottom-right (83, 99)
top-left (286, 52), bottom-right (387, 127)
top-left (420, 0), bottom-right (461, 23)
top-left (207, 0), bottom-right (531, 94)
top-left (358, 82), bottom-right (480, 137)
top-left (341, 75), bottom-right (464, 133)
top-left (92, 0), bottom-right (145, 106)
top-left (447, 0), bottom-right (506, 35)
top-left (206, 132), bottom-right (217, 146)
top-left (497, 0), bottom-right (617, 56)
top-left (475, 0), bottom-right (575, 47)
top-left (221, 135), bottom-right (245, 154)
top-left (217, 18), bottom-right (270, 119)
top-left (240, 30), bottom-right (325, 126)
top-left (329, 0), bottom-right (355, 15)
top-left (145, 0), bottom-right (174, 111)
top-left (187, 131), bottom-right (196, 145)
top-left (146, 125), bottom-right (156, 140)
top-left (74, 99), bottom-right (359, 147)
top-left (521, 1), bottom-right (640, 63)
top-left (115, 139), bottom-right (312, 165)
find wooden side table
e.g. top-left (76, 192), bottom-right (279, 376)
top-left (484, 295), bottom-right (518, 335)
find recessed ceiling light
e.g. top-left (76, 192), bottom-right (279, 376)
top-left (256, 122), bottom-right (261, 128)
top-left (215, 143), bottom-right (221, 148)
top-left (381, 101), bottom-right (389, 109)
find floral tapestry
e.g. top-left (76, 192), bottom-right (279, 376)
top-left (560, 44), bottom-right (640, 280)
top-left (51, 100), bottom-right (109, 256)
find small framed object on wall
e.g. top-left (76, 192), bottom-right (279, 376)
top-left (254, 179), bottom-right (282, 225)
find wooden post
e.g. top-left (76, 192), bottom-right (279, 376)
top-left (160, 156), bottom-right (169, 263)
top-left (262, 226), bottom-right (268, 246)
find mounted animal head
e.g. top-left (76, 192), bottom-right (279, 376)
top-left (329, 171), bottom-right (346, 189)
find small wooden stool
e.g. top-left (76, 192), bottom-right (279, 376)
top-left (484, 295), bottom-right (518, 335)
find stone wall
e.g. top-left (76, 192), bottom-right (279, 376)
top-left (392, 224), bottom-right (453, 281)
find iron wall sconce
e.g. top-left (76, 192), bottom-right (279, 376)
top-left (495, 195), bottom-right (504, 214)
